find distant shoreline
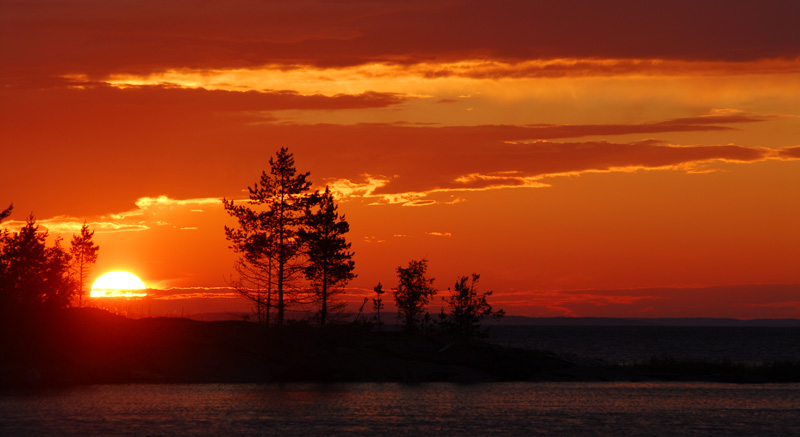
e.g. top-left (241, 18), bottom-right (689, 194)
top-left (185, 312), bottom-right (800, 327)
top-left (2, 308), bottom-right (799, 388)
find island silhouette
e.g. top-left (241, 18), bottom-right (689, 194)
top-left (2, 152), bottom-right (799, 388)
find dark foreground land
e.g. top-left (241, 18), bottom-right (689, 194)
top-left (2, 308), bottom-right (799, 387)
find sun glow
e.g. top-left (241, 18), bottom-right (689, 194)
top-left (91, 271), bottom-right (147, 298)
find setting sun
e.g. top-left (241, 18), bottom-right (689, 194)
top-left (91, 271), bottom-right (147, 298)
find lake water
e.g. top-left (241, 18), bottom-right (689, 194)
top-left (2, 382), bottom-right (799, 435)
top-left (487, 326), bottom-right (800, 364)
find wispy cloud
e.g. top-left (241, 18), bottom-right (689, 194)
top-left (134, 195), bottom-right (221, 209)
top-left (427, 232), bottom-right (452, 237)
top-left (146, 286), bottom-right (240, 300)
top-left (1, 216), bottom-right (150, 235)
top-left (491, 284), bottom-right (800, 318)
top-left (1, 196), bottom-right (224, 236)
top-left (330, 139), bottom-right (774, 206)
top-left (777, 145), bottom-right (800, 159)
top-left (90, 59), bottom-right (800, 96)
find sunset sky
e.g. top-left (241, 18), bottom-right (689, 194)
top-left (2, 0), bottom-right (799, 319)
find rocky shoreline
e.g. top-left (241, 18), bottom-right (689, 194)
top-left (2, 308), bottom-right (798, 387)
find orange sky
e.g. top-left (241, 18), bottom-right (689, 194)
top-left (2, 0), bottom-right (799, 319)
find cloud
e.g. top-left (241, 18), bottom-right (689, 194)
top-left (0, 81), bottom-right (408, 111)
top-left (419, 58), bottom-right (800, 80)
top-left (403, 200), bottom-right (437, 207)
top-left (144, 286), bottom-right (240, 300)
top-left (292, 121), bottom-right (778, 205)
top-left (1, 98), bottom-right (785, 213)
top-left (427, 232), bottom-right (452, 237)
top-left (0, 196), bottom-right (224, 236)
top-left (0, 216), bottom-right (150, 235)
top-left (134, 195), bottom-right (221, 209)
top-left (777, 146), bottom-right (800, 159)
top-left (493, 284), bottom-right (800, 318)
top-left (4, 0), bottom-right (799, 81)
top-left (363, 140), bottom-right (771, 200)
top-left (325, 177), bottom-right (391, 200)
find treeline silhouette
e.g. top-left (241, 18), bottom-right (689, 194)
top-left (0, 204), bottom-right (99, 319)
top-left (2, 148), bottom-right (504, 340)
top-left (0, 148), bottom-right (507, 389)
top-left (225, 148), bottom-right (503, 338)
top-left (5, 178), bottom-right (800, 386)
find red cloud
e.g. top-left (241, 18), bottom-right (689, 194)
top-left (0, 81), bottom-right (408, 111)
top-left (369, 140), bottom-right (769, 196)
top-left (420, 59), bottom-right (800, 80)
top-left (777, 146), bottom-right (800, 159)
top-left (494, 284), bottom-right (800, 318)
top-left (0, 90), bottom-right (776, 216)
top-left (3, 0), bottom-right (799, 80)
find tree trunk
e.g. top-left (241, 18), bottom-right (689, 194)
top-left (276, 197), bottom-right (285, 328)
top-left (277, 229), bottom-right (285, 327)
top-left (266, 259), bottom-right (272, 327)
top-left (320, 267), bottom-right (328, 326)
top-left (78, 261), bottom-right (84, 307)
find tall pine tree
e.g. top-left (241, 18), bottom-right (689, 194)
top-left (224, 147), bottom-right (312, 327)
top-left (70, 222), bottom-right (99, 307)
top-left (299, 187), bottom-right (356, 326)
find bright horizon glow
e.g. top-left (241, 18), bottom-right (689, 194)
top-left (91, 271), bottom-right (147, 298)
